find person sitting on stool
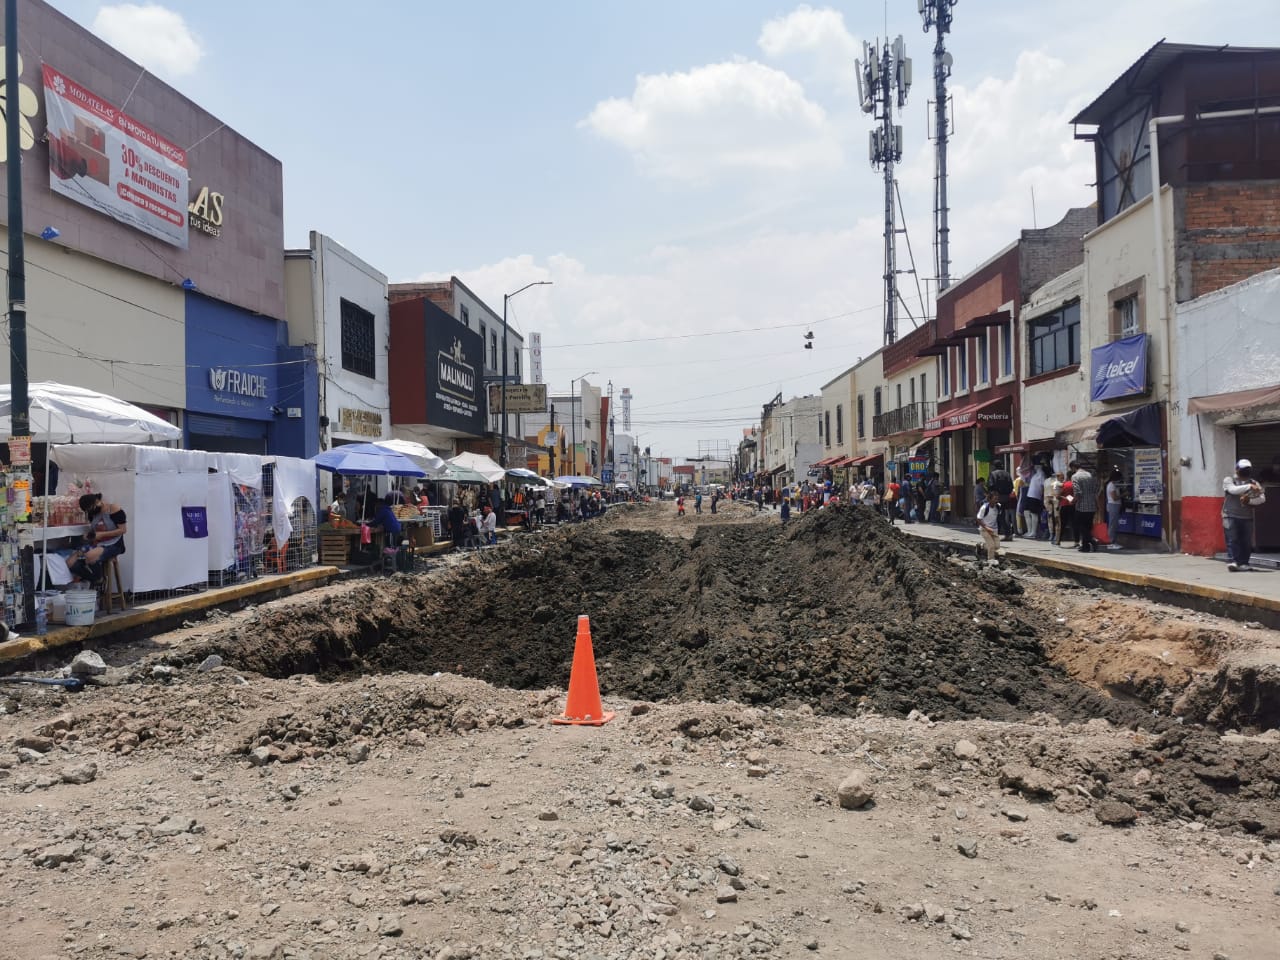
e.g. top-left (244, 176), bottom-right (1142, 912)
top-left (69, 493), bottom-right (127, 586)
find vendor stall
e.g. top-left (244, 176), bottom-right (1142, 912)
top-left (0, 382), bottom-right (183, 625)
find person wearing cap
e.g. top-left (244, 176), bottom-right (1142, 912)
top-left (1223, 458), bottom-right (1266, 572)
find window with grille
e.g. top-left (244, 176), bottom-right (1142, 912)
top-left (873, 387), bottom-right (882, 417)
top-left (977, 329), bottom-right (989, 385)
top-left (1000, 323), bottom-right (1013, 377)
top-left (340, 299), bottom-right (375, 379)
top-left (490, 332), bottom-right (498, 369)
top-left (836, 405), bottom-right (844, 444)
top-left (1028, 300), bottom-right (1081, 376)
top-left (823, 412), bottom-right (830, 447)
top-left (1116, 296), bottom-right (1139, 337)
top-left (461, 305), bottom-right (470, 328)
top-left (857, 395), bottom-right (865, 438)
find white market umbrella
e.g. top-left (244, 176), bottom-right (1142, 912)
top-left (447, 451), bottom-right (505, 483)
top-left (372, 438), bottom-right (445, 475)
top-left (0, 381), bottom-right (183, 443)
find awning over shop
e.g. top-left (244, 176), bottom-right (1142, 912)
top-left (848, 453), bottom-right (884, 466)
top-left (1096, 402), bottom-right (1162, 447)
top-left (1187, 382), bottom-right (1280, 417)
top-left (910, 439), bottom-right (934, 455)
top-left (923, 396), bottom-right (1013, 436)
top-left (1056, 403), bottom-right (1162, 447)
top-left (829, 455), bottom-right (857, 467)
top-left (994, 437), bottom-right (1066, 455)
top-left (811, 455), bottom-right (842, 467)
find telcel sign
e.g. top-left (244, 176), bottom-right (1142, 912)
top-left (1091, 334), bottom-right (1149, 402)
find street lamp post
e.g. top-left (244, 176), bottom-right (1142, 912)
top-left (571, 371), bottom-right (598, 476)
top-left (501, 280), bottom-right (552, 468)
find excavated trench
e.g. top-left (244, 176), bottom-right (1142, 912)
top-left (196, 506), bottom-right (1161, 725)
top-left (178, 505), bottom-right (1280, 836)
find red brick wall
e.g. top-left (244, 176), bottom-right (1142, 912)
top-left (1177, 181), bottom-right (1280, 300)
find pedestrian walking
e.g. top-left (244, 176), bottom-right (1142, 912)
top-left (780, 497), bottom-right (791, 524)
top-left (1223, 458), bottom-right (1266, 571)
top-left (1023, 463), bottom-right (1048, 540)
top-left (1069, 461), bottom-right (1099, 552)
top-left (1105, 466), bottom-right (1124, 550)
top-left (976, 490), bottom-right (1002, 566)
top-left (989, 466), bottom-right (1015, 540)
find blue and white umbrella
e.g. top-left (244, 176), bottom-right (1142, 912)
top-left (554, 475), bottom-right (603, 488)
top-left (312, 442), bottom-right (427, 477)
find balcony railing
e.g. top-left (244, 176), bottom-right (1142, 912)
top-left (872, 401), bottom-right (936, 439)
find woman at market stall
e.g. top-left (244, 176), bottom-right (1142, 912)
top-left (69, 493), bottom-right (126, 586)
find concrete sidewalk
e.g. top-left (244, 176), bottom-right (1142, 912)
top-left (892, 519), bottom-right (1280, 624)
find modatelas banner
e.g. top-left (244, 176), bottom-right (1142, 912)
top-left (43, 63), bottom-right (189, 248)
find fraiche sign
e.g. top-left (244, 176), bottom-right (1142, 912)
top-left (43, 64), bottom-right (189, 248)
top-left (1091, 334), bottom-right (1149, 402)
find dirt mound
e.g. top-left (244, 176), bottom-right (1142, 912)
top-left (198, 505), bottom-right (1145, 725)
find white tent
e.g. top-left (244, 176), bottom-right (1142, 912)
top-left (0, 382), bottom-right (182, 443)
top-left (372, 438), bottom-right (445, 475)
top-left (52, 444), bottom-right (210, 593)
top-left (447, 451), bottom-right (505, 483)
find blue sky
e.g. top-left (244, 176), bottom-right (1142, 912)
top-left (46, 1), bottom-right (1280, 459)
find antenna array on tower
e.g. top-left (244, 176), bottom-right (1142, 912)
top-left (857, 35), bottom-right (912, 346)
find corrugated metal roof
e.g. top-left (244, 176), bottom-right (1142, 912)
top-left (1070, 40), bottom-right (1277, 127)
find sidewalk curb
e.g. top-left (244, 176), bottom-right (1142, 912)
top-left (0, 566), bottom-right (341, 668)
top-left (908, 529), bottom-right (1280, 627)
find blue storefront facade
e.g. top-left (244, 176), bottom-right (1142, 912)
top-left (184, 292), bottom-right (318, 458)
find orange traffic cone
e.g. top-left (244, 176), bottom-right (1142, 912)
top-left (552, 615), bottom-right (615, 726)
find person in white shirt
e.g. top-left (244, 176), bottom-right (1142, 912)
top-left (481, 504), bottom-right (498, 544)
top-left (1105, 466), bottom-right (1125, 550)
top-left (976, 490), bottom-right (1001, 565)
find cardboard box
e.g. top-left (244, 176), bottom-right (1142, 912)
top-left (72, 136), bottom-right (110, 185)
top-left (74, 116), bottom-right (106, 152)
top-left (409, 525), bottom-right (434, 549)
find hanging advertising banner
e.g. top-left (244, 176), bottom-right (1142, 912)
top-left (1090, 334), bottom-right (1149, 402)
top-left (425, 304), bottom-right (485, 435)
top-left (43, 64), bottom-right (189, 248)
top-left (530, 332), bottom-right (543, 383)
top-left (487, 382), bottom-right (548, 415)
top-left (1133, 446), bottom-right (1163, 504)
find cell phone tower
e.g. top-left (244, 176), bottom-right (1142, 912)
top-left (920, 0), bottom-right (957, 293)
top-left (857, 35), bottom-right (911, 345)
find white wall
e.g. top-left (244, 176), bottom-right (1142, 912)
top-left (314, 233), bottom-right (390, 445)
top-left (1176, 268), bottom-right (1280, 498)
top-left (1021, 265), bottom-right (1090, 439)
top-left (853, 352), bottom-right (887, 458)
top-left (16, 238), bottom-right (185, 409)
top-left (820, 369), bottom-right (855, 459)
top-left (1081, 189), bottom-right (1174, 412)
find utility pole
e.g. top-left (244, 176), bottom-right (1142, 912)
top-left (6, 0), bottom-right (29, 438)
top-left (500, 280), bottom-right (551, 467)
top-left (547, 403), bottom-right (556, 478)
top-left (921, 0), bottom-right (957, 293)
top-left (858, 35), bottom-right (911, 345)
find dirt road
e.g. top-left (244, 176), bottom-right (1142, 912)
top-left (1, 502), bottom-right (1276, 960)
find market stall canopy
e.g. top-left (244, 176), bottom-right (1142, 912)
top-left (0, 381), bottom-right (183, 444)
top-left (506, 467), bottom-right (543, 481)
top-left (312, 443), bottom-right (426, 477)
top-left (555, 475), bottom-right (603, 488)
top-left (448, 452), bottom-right (505, 483)
top-left (371, 439), bottom-right (444, 475)
top-left (541, 476), bottom-right (570, 490)
top-left (434, 462), bottom-right (489, 484)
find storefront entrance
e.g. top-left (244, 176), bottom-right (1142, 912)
top-left (1237, 424), bottom-right (1280, 550)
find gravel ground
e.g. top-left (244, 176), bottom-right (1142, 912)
top-left (0, 502), bottom-right (1277, 960)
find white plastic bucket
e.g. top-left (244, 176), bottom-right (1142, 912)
top-left (50, 592), bottom-right (68, 625)
top-left (64, 590), bottom-right (96, 627)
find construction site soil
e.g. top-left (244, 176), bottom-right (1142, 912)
top-left (3, 502), bottom-right (1280, 960)
top-left (204, 505), bottom-right (1140, 725)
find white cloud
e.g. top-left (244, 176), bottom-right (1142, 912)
top-left (581, 59), bottom-right (842, 181)
top-left (91, 4), bottom-right (203, 79)
top-left (895, 49), bottom-right (1096, 280)
top-left (415, 225), bottom-right (890, 449)
top-left (757, 4), bottom-right (860, 93)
